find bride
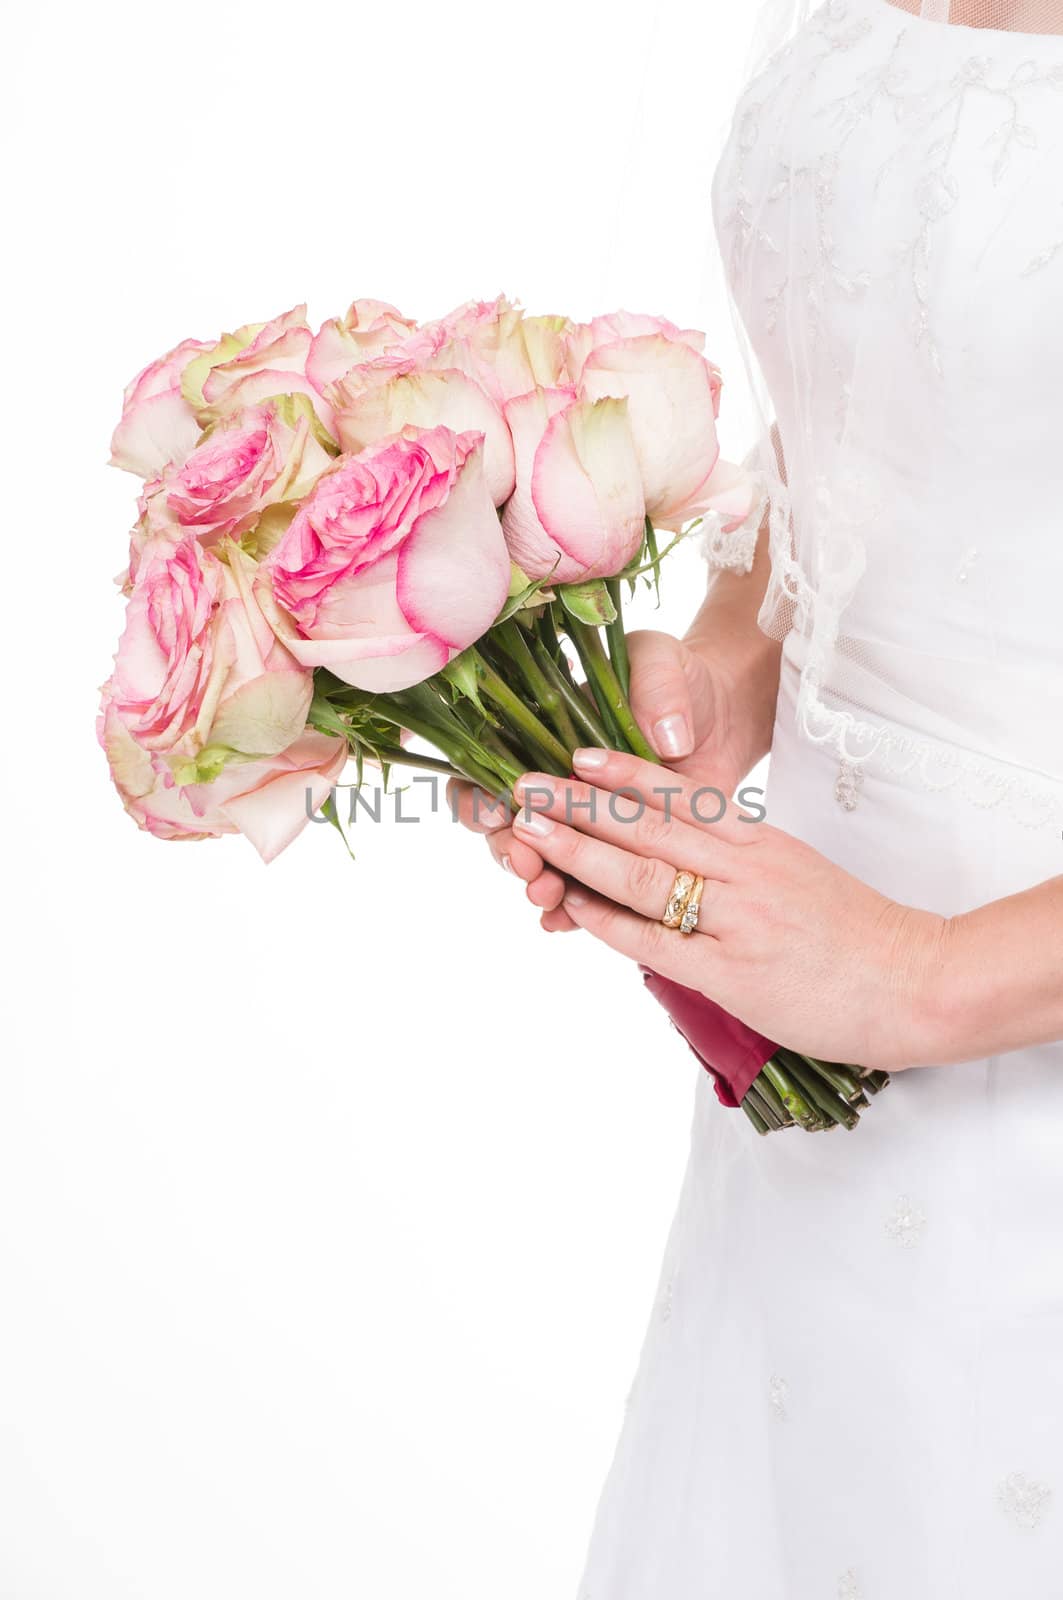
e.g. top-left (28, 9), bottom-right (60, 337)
top-left (454, 0), bottom-right (1063, 1591)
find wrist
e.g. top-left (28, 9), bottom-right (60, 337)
top-left (684, 623), bottom-right (781, 773)
top-left (897, 908), bottom-right (989, 1069)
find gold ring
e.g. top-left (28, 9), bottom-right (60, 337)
top-left (661, 869), bottom-right (697, 929)
top-left (678, 875), bottom-right (704, 935)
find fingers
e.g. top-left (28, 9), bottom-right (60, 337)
top-left (512, 771), bottom-right (736, 883)
top-left (525, 866), bottom-right (568, 909)
top-left (483, 828), bottom-right (536, 880)
top-left (626, 630), bottom-right (696, 759)
top-left (568, 748), bottom-right (760, 843)
top-left (448, 777), bottom-right (570, 908)
top-left (560, 885), bottom-right (721, 984)
top-left (512, 786), bottom-right (724, 924)
top-left (446, 778), bottom-right (512, 836)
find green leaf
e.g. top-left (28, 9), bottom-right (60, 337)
top-left (558, 578), bottom-right (617, 627)
top-left (507, 560), bottom-right (532, 598)
top-left (307, 694), bottom-right (353, 742)
top-left (320, 789), bottom-right (356, 862)
top-left (491, 560), bottom-right (558, 626)
top-left (440, 648), bottom-right (486, 712)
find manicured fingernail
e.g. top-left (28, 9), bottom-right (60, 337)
top-left (513, 774), bottom-right (554, 801)
top-left (513, 810), bottom-right (554, 838)
top-left (653, 713), bottom-right (692, 759)
top-left (564, 886), bottom-right (590, 911)
top-left (501, 854), bottom-right (514, 874)
top-left (573, 747), bottom-right (609, 770)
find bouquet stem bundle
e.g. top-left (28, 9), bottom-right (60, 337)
top-left (742, 1052), bottom-right (890, 1136)
top-left (309, 540), bottom-right (885, 1136)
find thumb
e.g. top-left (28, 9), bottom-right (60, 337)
top-left (626, 630), bottom-right (696, 760)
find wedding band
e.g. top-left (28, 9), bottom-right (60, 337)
top-left (679, 876), bottom-right (704, 936)
top-left (661, 869), bottom-right (697, 929)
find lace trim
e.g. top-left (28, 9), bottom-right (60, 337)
top-left (698, 467), bottom-right (771, 573)
top-left (798, 674), bottom-right (1063, 829)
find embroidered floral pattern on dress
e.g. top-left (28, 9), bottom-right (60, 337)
top-left (837, 1569), bottom-right (863, 1600)
top-left (769, 1373), bottom-right (790, 1419)
top-left (996, 1471), bottom-right (1052, 1529)
top-left (834, 758), bottom-right (865, 809)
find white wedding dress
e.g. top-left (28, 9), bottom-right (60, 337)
top-left (577, 2), bottom-right (1063, 1595)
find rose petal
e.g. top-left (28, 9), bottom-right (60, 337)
top-left (335, 370), bottom-right (515, 506)
top-left (396, 443), bottom-right (510, 648)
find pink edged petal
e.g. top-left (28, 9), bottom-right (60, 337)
top-left (276, 550), bottom-right (450, 691)
top-left (579, 337), bottom-right (721, 521)
top-left (335, 371), bottom-right (515, 505)
top-left (306, 301), bottom-right (415, 394)
top-left (530, 396), bottom-right (645, 578)
top-left (203, 368), bottom-right (336, 434)
top-left (654, 456), bottom-right (758, 535)
top-left (219, 734), bottom-right (348, 862)
top-left (283, 629), bottom-right (448, 683)
top-left (396, 444), bottom-right (510, 649)
top-left (500, 387), bottom-right (586, 581)
top-left (110, 391), bottom-right (202, 478)
top-left (208, 669), bottom-right (313, 757)
top-left (306, 320), bottom-right (360, 394)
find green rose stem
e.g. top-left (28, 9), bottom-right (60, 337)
top-left (564, 620), bottom-right (626, 748)
top-left (742, 1098), bottom-right (770, 1137)
top-left (604, 578), bottom-right (632, 698)
top-left (563, 617), bottom-right (660, 764)
top-left (535, 603), bottom-right (568, 668)
top-left (383, 684), bottom-right (522, 798)
top-left (454, 705), bottom-right (533, 780)
top-left (491, 619), bottom-right (581, 754)
top-left (526, 629), bottom-right (615, 750)
top-left (746, 1082), bottom-right (788, 1133)
top-left (783, 1054), bottom-right (860, 1130)
top-left (370, 745), bottom-right (461, 779)
top-left (751, 1070), bottom-right (793, 1128)
top-left (760, 1057), bottom-right (821, 1131)
top-left (467, 648), bottom-right (573, 776)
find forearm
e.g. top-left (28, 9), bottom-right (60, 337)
top-left (921, 876), bottom-right (1063, 1061)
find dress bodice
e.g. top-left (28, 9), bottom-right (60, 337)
top-left (710, 0), bottom-right (1063, 825)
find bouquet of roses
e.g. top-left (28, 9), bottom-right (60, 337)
top-left (100, 294), bottom-right (887, 1134)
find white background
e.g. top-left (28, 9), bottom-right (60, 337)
top-left (2, 3), bottom-right (760, 1595)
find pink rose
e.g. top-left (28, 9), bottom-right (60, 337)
top-left (110, 336), bottom-right (210, 478)
top-left (105, 536), bottom-right (312, 765)
top-left (330, 326), bottom-right (515, 506)
top-left (424, 296), bottom-right (573, 407)
top-left (99, 538), bottom-right (339, 860)
top-left (135, 398), bottom-right (333, 566)
top-left (265, 425), bottom-right (510, 693)
top-left (98, 703), bottom-right (345, 861)
top-left (564, 310), bottom-right (704, 376)
top-left (181, 305), bottom-right (336, 433)
top-left (307, 299), bottom-right (418, 394)
top-left (501, 387), bottom-right (646, 582)
top-left (567, 315), bottom-right (733, 531)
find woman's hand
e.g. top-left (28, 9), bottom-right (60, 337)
top-left (508, 747), bottom-right (952, 1073)
top-left (447, 626), bottom-right (780, 932)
